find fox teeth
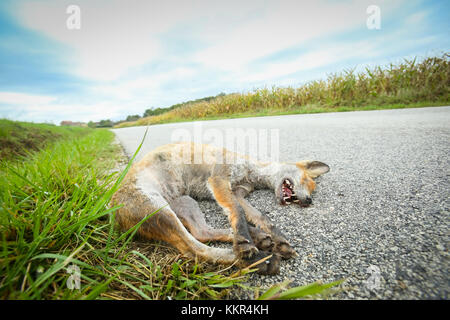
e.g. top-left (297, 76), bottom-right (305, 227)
top-left (285, 180), bottom-right (290, 185)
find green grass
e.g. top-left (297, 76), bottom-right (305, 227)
top-left (256, 279), bottom-right (343, 300)
top-left (0, 119), bottom-right (89, 161)
top-left (0, 127), bottom-right (250, 299)
top-left (115, 53), bottom-right (450, 128)
top-left (0, 125), bottom-right (341, 299)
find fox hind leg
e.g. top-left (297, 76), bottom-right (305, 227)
top-left (170, 195), bottom-right (273, 251)
top-left (170, 195), bottom-right (233, 243)
top-left (113, 187), bottom-right (237, 265)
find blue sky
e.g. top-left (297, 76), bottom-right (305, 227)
top-left (0, 0), bottom-right (449, 124)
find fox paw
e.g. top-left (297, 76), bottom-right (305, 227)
top-left (235, 238), bottom-right (259, 259)
top-left (252, 231), bottom-right (274, 252)
top-left (273, 240), bottom-right (298, 259)
top-left (242, 251), bottom-right (281, 275)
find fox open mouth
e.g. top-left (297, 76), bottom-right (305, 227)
top-left (281, 179), bottom-right (299, 205)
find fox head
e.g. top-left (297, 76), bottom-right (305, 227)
top-left (273, 160), bottom-right (329, 207)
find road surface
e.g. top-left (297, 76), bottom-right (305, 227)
top-left (113, 106), bottom-right (450, 299)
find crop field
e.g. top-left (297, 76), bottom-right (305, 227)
top-left (116, 54), bottom-right (449, 128)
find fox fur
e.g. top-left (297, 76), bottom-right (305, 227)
top-left (111, 142), bottom-right (329, 275)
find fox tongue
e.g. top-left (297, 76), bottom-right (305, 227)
top-left (284, 187), bottom-right (292, 197)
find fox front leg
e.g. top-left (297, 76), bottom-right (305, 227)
top-left (208, 176), bottom-right (280, 275)
top-left (235, 184), bottom-right (298, 259)
top-left (208, 176), bottom-right (258, 259)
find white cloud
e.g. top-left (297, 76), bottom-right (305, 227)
top-left (0, 92), bottom-right (56, 105)
top-left (12, 0), bottom-right (265, 81)
top-left (91, 67), bottom-right (197, 103)
top-left (0, 90), bottom-right (128, 123)
top-left (239, 39), bottom-right (382, 83)
top-left (193, 0), bottom-right (406, 71)
top-left (14, 0), bottom-right (406, 81)
top-left (5, 0), bottom-right (439, 124)
top-left (1, 99), bottom-right (126, 124)
top-left (14, 0), bottom-right (185, 81)
top-left (405, 9), bottom-right (430, 26)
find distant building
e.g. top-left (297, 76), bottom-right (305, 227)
top-left (60, 121), bottom-right (88, 127)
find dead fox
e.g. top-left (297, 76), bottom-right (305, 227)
top-left (111, 142), bottom-right (329, 275)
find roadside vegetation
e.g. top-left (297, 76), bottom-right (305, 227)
top-left (88, 93), bottom-right (227, 128)
top-left (115, 53), bottom-right (449, 128)
top-left (0, 119), bottom-right (88, 161)
top-left (0, 121), bottom-right (340, 299)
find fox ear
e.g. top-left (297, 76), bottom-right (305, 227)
top-left (296, 161), bottom-right (330, 178)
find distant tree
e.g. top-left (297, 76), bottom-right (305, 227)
top-left (87, 121), bottom-right (96, 128)
top-left (144, 108), bottom-right (167, 117)
top-left (126, 114), bottom-right (141, 122)
top-left (97, 119), bottom-right (114, 127)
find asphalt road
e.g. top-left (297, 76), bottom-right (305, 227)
top-left (113, 106), bottom-right (450, 299)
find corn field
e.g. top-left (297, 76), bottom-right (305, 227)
top-left (117, 53), bottom-right (449, 127)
